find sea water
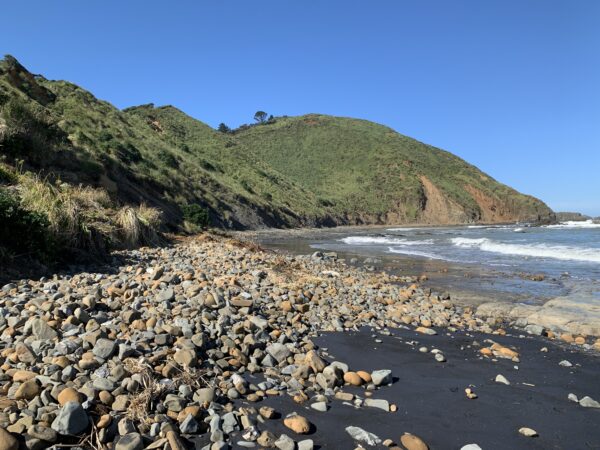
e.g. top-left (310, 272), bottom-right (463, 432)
top-left (304, 220), bottom-right (600, 304)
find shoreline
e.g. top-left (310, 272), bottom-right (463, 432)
top-left (237, 227), bottom-right (600, 339)
top-left (0, 232), bottom-right (599, 450)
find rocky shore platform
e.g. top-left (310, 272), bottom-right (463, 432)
top-left (0, 233), bottom-right (598, 450)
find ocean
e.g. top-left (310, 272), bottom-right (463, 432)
top-left (257, 220), bottom-right (600, 307)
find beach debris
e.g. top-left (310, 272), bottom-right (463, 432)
top-left (519, 427), bottom-right (539, 437)
top-left (495, 374), bottom-right (510, 385)
top-left (400, 432), bottom-right (429, 450)
top-left (345, 426), bottom-right (382, 446)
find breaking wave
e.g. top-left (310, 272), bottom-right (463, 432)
top-left (387, 247), bottom-right (448, 260)
top-left (451, 237), bottom-right (600, 263)
top-left (341, 236), bottom-right (433, 245)
top-left (545, 220), bottom-right (600, 229)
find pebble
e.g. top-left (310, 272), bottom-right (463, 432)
top-left (115, 433), bottom-right (144, 450)
top-left (579, 396), bottom-right (600, 408)
top-left (0, 233), bottom-right (538, 450)
top-left (0, 428), bottom-right (19, 450)
top-left (495, 374), bottom-right (510, 385)
top-left (51, 401), bottom-right (88, 435)
top-left (518, 427), bottom-right (538, 437)
top-left (283, 414), bottom-right (311, 434)
top-left (311, 401), bottom-right (328, 412)
top-left (364, 398), bottom-right (390, 411)
top-left (345, 426), bottom-right (382, 446)
top-left (559, 360), bottom-right (573, 367)
top-left (400, 432), bottom-right (429, 450)
top-left (371, 370), bottom-right (393, 386)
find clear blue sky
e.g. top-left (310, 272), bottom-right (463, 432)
top-left (2, 1), bottom-right (599, 215)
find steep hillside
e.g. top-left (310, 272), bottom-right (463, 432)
top-left (0, 55), bottom-right (325, 232)
top-left (234, 114), bottom-right (554, 224)
top-left (0, 54), bottom-right (553, 252)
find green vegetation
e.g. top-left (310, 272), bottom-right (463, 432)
top-left (182, 204), bottom-right (210, 229)
top-left (0, 187), bottom-right (52, 260)
top-left (0, 54), bottom-right (553, 267)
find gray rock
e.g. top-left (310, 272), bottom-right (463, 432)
top-left (30, 318), bottom-right (58, 340)
top-left (116, 433), bottom-right (144, 450)
top-left (274, 434), bottom-right (295, 450)
top-left (51, 401), bottom-right (89, 435)
top-left (310, 401), bottom-right (328, 412)
top-left (364, 398), bottom-right (389, 411)
top-left (180, 414), bottom-right (199, 434)
top-left (158, 288), bottom-right (175, 302)
top-left (93, 339), bottom-right (117, 359)
top-left (525, 324), bottom-right (544, 335)
top-left (298, 439), bottom-right (314, 450)
top-left (266, 343), bottom-right (291, 364)
top-left (195, 387), bottom-right (216, 404)
top-left (345, 426), bottom-right (381, 446)
top-left (370, 370), bottom-right (392, 386)
top-left (27, 425), bottom-right (58, 442)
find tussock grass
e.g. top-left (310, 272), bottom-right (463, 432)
top-left (117, 204), bottom-right (162, 248)
top-left (1, 167), bottom-right (163, 262)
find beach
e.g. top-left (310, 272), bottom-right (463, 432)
top-left (0, 232), bottom-right (599, 449)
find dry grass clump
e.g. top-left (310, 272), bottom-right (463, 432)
top-left (117, 204), bottom-right (162, 248)
top-left (11, 171), bottom-right (163, 258)
top-left (17, 173), bottom-right (113, 253)
top-left (123, 357), bottom-right (208, 426)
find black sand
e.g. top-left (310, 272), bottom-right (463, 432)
top-left (227, 327), bottom-right (600, 450)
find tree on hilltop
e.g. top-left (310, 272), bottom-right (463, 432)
top-left (217, 122), bottom-right (231, 133)
top-left (254, 111), bottom-right (268, 124)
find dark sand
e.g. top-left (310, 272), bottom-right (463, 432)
top-left (222, 327), bottom-right (600, 450)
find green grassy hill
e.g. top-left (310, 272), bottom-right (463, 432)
top-left (0, 55), bottom-right (553, 263)
top-left (234, 114), bottom-right (553, 224)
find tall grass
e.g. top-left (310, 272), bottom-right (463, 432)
top-left (1, 167), bottom-right (163, 261)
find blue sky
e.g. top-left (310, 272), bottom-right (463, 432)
top-left (2, 1), bottom-right (599, 215)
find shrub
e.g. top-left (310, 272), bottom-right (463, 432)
top-left (0, 98), bottom-right (65, 159)
top-left (0, 188), bottom-right (53, 260)
top-left (182, 204), bottom-right (210, 228)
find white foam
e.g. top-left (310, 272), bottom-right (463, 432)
top-left (545, 220), bottom-right (600, 229)
top-left (386, 227), bottom-right (418, 231)
top-left (451, 237), bottom-right (600, 263)
top-left (341, 236), bottom-right (433, 246)
top-left (387, 247), bottom-right (448, 260)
